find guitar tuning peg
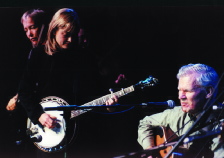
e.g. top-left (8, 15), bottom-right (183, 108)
top-left (109, 88), bottom-right (114, 94)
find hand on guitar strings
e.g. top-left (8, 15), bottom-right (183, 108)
top-left (39, 113), bottom-right (57, 129)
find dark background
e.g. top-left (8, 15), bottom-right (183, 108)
top-left (1, 1), bottom-right (224, 157)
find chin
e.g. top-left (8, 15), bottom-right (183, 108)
top-left (32, 42), bottom-right (38, 47)
top-left (61, 46), bottom-right (69, 49)
top-left (181, 107), bottom-right (189, 113)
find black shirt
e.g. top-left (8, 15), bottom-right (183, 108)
top-left (18, 45), bottom-right (100, 124)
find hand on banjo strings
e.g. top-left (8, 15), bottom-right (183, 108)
top-left (39, 113), bottom-right (57, 129)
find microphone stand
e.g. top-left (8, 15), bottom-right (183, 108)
top-left (113, 141), bottom-right (177, 158)
top-left (62, 108), bottom-right (71, 158)
top-left (44, 104), bottom-right (133, 111)
top-left (44, 103), bottom-right (174, 111)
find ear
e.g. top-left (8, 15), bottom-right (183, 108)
top-left (206, 86), bottom-right (213, 99)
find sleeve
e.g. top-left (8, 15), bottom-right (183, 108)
top-left (137, 108), bottom-right (178, 149)
top-left (211, 119), bottom-right (224, 157)
top-left (18, 48), bottom-right (44, 124)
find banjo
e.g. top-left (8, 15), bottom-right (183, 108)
top-left (27, 76), bottom-right (158, 153)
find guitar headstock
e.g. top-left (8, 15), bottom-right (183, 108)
top-left (134, 75), bottom-right (159, 89)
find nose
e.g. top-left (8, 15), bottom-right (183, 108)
top-left (27, 29), bottom-right (33, 38)
top-left (178, 91), bottom-right (186, 100)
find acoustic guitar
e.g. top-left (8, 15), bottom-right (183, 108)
top-left (154, 126), bottom-right (187, 158)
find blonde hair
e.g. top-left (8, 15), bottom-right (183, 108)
top-left (45, 8), bottom-right (80, 55)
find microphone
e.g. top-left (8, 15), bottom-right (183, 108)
top-left (213, 104), bottom-right (224, 110)
top-left (141, 100), bottom-right (175, 109)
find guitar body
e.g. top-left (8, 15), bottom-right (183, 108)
top-left (27, 96), bottom-right (76, 153)
top-left (155, 126), bottom-right (185, 158)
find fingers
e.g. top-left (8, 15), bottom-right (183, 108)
top-left (105, 99), bottom-right (112, 105)
top-left (106, 95), bottom-right (118, 112)
top-left (48, 115), bottom-right (58, 128)
top-left (6, 96), bottom-right (17, 111)
top-left (39, 113), bottom-right (58, 129)
top-left (49, 114), bottom-right (57, 119)
top-left (105, 95), bottom-right (118, 105)
top-left (105, 98), bottom-right (114, 105)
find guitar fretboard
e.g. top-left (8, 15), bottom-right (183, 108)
top-left (71, 85), bottom-right (135, 118)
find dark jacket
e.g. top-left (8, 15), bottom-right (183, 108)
top-left (18, 45), bottom-right (99, 124)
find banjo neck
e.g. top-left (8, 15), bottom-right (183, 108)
top-left (70, 85), bottom-right (135, 118)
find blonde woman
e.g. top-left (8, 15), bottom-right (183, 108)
top-left (18, 8), bottom-right (81, 158)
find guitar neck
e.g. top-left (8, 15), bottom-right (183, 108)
top-left (71, 85), bottom-right (135, 118)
